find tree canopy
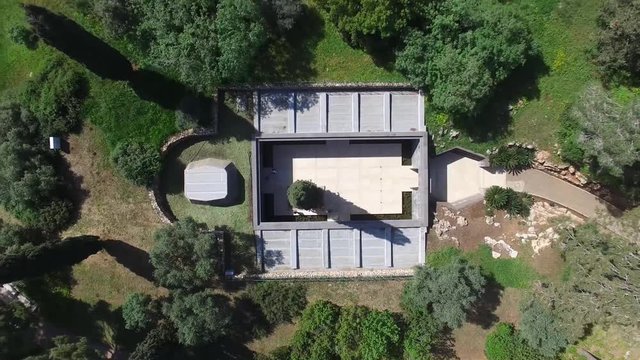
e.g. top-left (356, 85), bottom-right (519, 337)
top-left (163, 291), bottom-right (231, 347)
top-left (122, 293), bottom-right (161, 333)
top-left (594, 0), bottom-right (640, 85)
top-left (287, 180), bottom-right (323, 210)
top-left (395, 0), bottom-right (535, 117)
top-left (290, 300), bottom-right (341, 360)
top-left (135, 0), bottom-right (266, 92)
top-left (402, 258), bottom-right (486, 328)
top-left (569, 84), bottom-right (640, 177)
top-left (150, 217), bottom-right (220, 290)
top-left (519, 299), bottom-right (568, 358)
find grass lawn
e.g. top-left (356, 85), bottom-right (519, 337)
top-left (430, 0), bottom-right (603, 154)
top-left (160, 106), bottom-right (254, 235)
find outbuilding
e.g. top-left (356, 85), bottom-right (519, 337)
top-left (184, 158), bottom-right (234, 202)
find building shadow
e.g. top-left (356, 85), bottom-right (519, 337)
top-left (54, 155), bottom-right (90, 231)
top-left (102, 240), bottom-right (154, 282)
top-left (23, 4), bottom-right (132, 81)
top-left (452, 53), bottom-right (549, 142)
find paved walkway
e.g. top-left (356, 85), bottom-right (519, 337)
top-left (506, 169), bottom-right (608, 218)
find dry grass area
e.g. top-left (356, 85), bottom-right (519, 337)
top-left (63, 125), bottom-right (166, 306)
top-left (247, 322), bottom-right (298, 355)
top-left (307, 280), bottom-right (406, 312)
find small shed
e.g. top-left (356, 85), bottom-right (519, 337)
top-left (184, 158), bottom-right (233, 202)
top-left (49, 137), bottom-right (61, 150)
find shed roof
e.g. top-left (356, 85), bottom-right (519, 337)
top-left (184, 158), bottom-right (232, 201)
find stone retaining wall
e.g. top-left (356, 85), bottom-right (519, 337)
top-left (239, 268), bottom-right (416, 280)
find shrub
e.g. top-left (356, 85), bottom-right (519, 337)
top-left (261, 0), bottom-right (304, 32)
top-left (9, 26), bottom-right (37, 48)
top-left (488, 146), bottom-right (534, 174)
top-left (111, 141), bottom-right (161, 186)
top-left (245, 282), bottom-right (307, 325)
top-left (287, 180), bottom-right (323, 210)
top-left (485, 323), bottom-right (543, 360)
top-left (403, 311), bottom-right (440, 360)
top-left (34, 199), bottom-right (73, 234)
top-left (22, 59), bottom-right (88, 136)
top-left (484, 186), bottom-right (533, 217)
top-left (558, 110), bottom-right (585, 166)
top-left (361, 310), bottom-right (401, 360)
top-left (290, 300), bottom-right (340, 360)
top-left (175, 94), bottom-right (213, 130)
top-left (93, 0), bottom-right (137, 38)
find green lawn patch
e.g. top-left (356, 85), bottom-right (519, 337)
top-left (428, 246), bottom-right (540, 289)
top-left (160, 105), bottom-right (254, 235)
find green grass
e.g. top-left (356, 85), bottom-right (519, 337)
top-left (160, 106), bottom-right (254, 235)
top-left (428, 246), bottom-right (540, 289)
top-left (429, 0), bottom-right (603, 154)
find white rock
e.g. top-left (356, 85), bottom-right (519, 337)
top-left (485, 216), bottom-right (494, 225)
top-left (456, 216), bottom-right (468, 226)
top-left (494, 222), bottom-right (501, 227)
top-left (492, 251), bottom-right (501, 259)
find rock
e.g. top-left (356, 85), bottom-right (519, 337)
top-left (535, 150), bottom-right (550, 164)
top-left (526, 144), bottom-right (535, 149)
top-left (484, 236), bottom-right (498, 246)
top-left (449, 130), bottom-right (460, 139)
top-left (492, 251), bottom-right (501, 259)
top-left (456, 216), bottom-right (468, 227)
top-left (558, 163), bottom-right (570, 170)
top-left (494, 222), bottom-right (501, 227)
top-left (485, 216), bottom-right (494, 225)
top-left (528, 226), bottom-right (535, 234)
top-left (561, 170), bottom-right (568, 176)
top-left (508, 141), bottom-right (515, 146)
top-left (569, 166), bottom-right (576, 174)
top-left (504, 214), bottom-right (511, 220)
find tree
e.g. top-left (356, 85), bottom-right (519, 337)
top-left (0, 220), bottom-right (44, 256)
top-left (485, 323), bottom-right (543, 360)
top-left (215, 0), bottom-right (268, 83)
top-left (532, 224), bottom-right (640, 342)
top-left (261, 0), bottom-right (303, 32)
top-left (519, 299), bottom-right (568, 358)
top-left (290, 300), bottom-right (340, 360)
top-left (0, 302), bottom-right (37, 359)
top-left (402, 259), bottom-right (486, 328)
top-left (21, 58), bottom-right (88, 135)
top-left (122, 293), bottom-right (161, 332)
top-left (594, 0), bottom-right (640, 85)
top-left (0, 235), bottom-right (103, 283)
top-left (318, 0), bottom-right (424, 48)
top-left (42, 336), bottom-right (101, 360)
top-left (569, 84), bottom-right (640, 177)
top-left (163, 291), bottom-right (231, 346)
top-left (135, 0), bottom-right (266, 92)
top-left (245, 282), bottom-right (307, 325)
top-left (396, 0), bottom-right (535, 116)
top-left (129, 321), bottom-right (177, 360)
top-left (150, 217), bottom-right (220, 290)
top-left (110, 141), bottom-right (161, 186)
top-left (287, 180), bottom-right (323, 210)
top-left (93, 0), bottom-right (137, 38)
top-left (0, 103), bottom-right (73, 232)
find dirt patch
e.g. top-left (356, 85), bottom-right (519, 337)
top-left (307, 280), bottom-right (406, 312)
top-left (62, 126), bottom-right (166, 305)
top-left (247, 322), bottom-right (297, 355)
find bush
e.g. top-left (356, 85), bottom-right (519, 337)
top-left (164, 291), bottom-right (231, 346)
top-left (290, 300), bottom-right (340, 360)
top-left (175, 95), bottom-right (213, 130)
top-left (488, 146), bottom-right (534, 174)
top-left (34, 199), bottom-right (73, 234)
top-left (403, 311), bottom-right (440, 360)
top-left (93, 0), bottom-right (137, 38)
top-left (287, 180), bottom-right (323, 210)
top-left (245, 282), bottom-right (307, 325)
top-left (111, 141), bottom-right (161, 186)
top-left (22, 59), bottom-right (88, 136)
top-left (485, 323), bottom-right (543, 360)
top-left (9, 26), bottom-right (37, 48)
top-left (558, 110), bottom-right (585, 166)
top-left (361, 310), bottom-right (401, 360)
top-left (484, 186), bottom-right (533, 218)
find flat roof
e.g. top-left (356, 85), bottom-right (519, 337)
top-left (184, 158), bottom-right (230, 201)
top-left (255, 90), bottom-right (425, 135)
top-left (258, 226), bottom-right (426, 271)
